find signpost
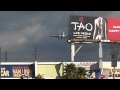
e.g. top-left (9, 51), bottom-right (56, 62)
top-left (111, 55), bottom-right (118, 67)
top-left (110, 43), bottom-right (119, 79)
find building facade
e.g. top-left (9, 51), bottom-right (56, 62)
top-left (0, 61), bottom-right (119, 79)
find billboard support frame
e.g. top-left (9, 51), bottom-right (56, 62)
top-left (99, 42), bottom-right (103, 74)
top-left (70, 42), bottom-right (75, 62)
top-left (69, 40), bottom-right (85, 62)
top-left (113, 67), bottom-right (115, 79)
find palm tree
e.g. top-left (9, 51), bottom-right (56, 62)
top-left (63, 63), bottom-right (78, 79)
top-left (62, 63), bottom-right (87, 79)
top-left (77, 67), bottom-right (87, 79)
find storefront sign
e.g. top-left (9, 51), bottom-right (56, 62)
top-left (1, 65), bottom-right (35, 78)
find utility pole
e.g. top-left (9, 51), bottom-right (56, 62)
top-left (0, 47), bottom-right (1, 79)
top-left (32, 46), bottom-right (40, 62)
top-left (113, 67), bottom-right (115, 79)
top-left (70, 11), bottom-right (75, 62)
top-left (99, 42), bottom-right (103, 75)
top-left (5, 51), bottom-right (7, 62)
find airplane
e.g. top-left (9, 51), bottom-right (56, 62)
top-left (51, 32), bottom-right (68, 39)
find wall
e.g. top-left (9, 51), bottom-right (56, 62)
top-left (37, 62), bottom-right (63, 79)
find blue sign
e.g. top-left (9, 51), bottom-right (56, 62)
top-left (1, 65), bottom-right (35, 78)
top-left (87, 70), bottom-right (101, 79)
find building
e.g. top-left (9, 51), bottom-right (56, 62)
top-left (0, 61), bottom-right (119, 79)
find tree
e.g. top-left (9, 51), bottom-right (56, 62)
top-left (77, 67), bottom-right (87, 79)
top-left (62, 63), bottom-right (87, 79)
top-left (35, 74), bottom-right (44, 79)
top-left (62, 63), bottom-right (78, 79)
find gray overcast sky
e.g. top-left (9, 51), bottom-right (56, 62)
top-left (0, 11), bottom-right (120, 62)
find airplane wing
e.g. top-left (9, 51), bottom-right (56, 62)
top-left (51, 33), bottom-right (70, 40)
top-left (51, 35), bottom-right (59, 37)
top-left (51, 35), bottom-right (61, 39)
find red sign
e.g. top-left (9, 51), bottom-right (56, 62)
top-left (107, 17), bottom-right (120, 41)
top-left (98, 74), bottom-right (104, 79)
top-left (109, 74), bottom-right (120, 77)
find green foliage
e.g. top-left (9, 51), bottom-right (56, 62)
top-left (77, 67), bottom-right (87, 79)
top-left (35, 74), bottom-right (44, 79)
top-left (62, 63), bottom-right (87, 79)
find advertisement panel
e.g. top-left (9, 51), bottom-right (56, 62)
top-left (107, 17), bottom-right (120, 41)
top-left (102, 68), bottom-right (120, 79)
top-left (69, 15), bottom-right (120, 42)
top-left (1, 65), bottom-right (35, 78)
top-left (63, 62), bottom-right (98, 70)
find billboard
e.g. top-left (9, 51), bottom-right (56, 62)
top-left (1, 65), bottom-right (35, 78)
top-left (107, 18), bottom-right (120, 41)
top-left (69, 15), bottom-right (120, 42)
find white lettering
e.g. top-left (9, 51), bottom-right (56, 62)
top-left (77, 22), bottom-right (85, 30)
top-left (86, 23), bottom-right (93, 31)
top-left (71, 22), bottom-right (93, 31)
top-left (73, 32), bottom-right (80, 34)
top-left (109, 30), bottom-right (120, 32)
top-left (73, 32), bottom-right (91, 35)
top-left (71, 22), bottom-right (79, 30)
top-left (77, 62), bottom-right (96, 67)
top-left (113, 26), bottom-right (120, 29)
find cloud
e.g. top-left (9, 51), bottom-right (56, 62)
top-left (0, 11), bottom-right (120, 62)
top-left (0, 21), bottom-right (47, 48)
